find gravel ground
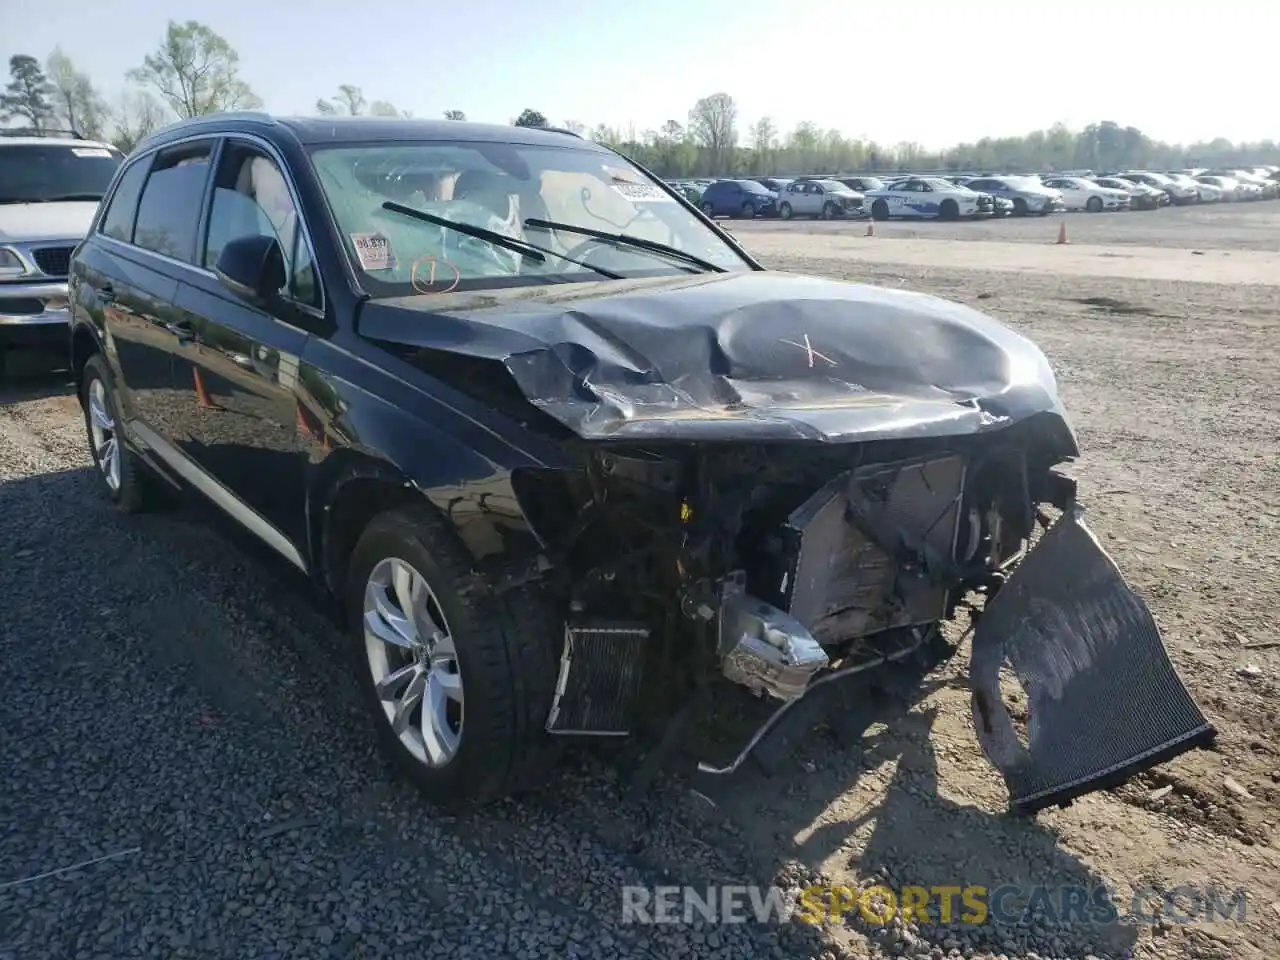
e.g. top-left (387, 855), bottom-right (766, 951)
top-left (2, 203), bottom-right (1278, 960)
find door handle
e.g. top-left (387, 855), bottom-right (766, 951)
top-left (100, 283), bottom-right (116, 305)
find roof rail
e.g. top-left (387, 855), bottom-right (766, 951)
top-left (542, 126), bottom-right (583, 139)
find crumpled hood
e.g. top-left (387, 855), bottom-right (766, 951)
top-left (359, 271), bottom-right (1075, 446)
top-left (0, 201), bottom-right (98, 243)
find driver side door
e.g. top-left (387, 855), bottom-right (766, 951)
top-left (166, 137), bottom-right (326, 565)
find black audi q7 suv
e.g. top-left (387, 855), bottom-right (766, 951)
top-left (68, 113), bottom-right (1212, 812)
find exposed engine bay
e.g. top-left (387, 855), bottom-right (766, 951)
top-left (364, 269), bottom-right (1215, 814)
top-left (514, 420), bottom-right (1215, 813)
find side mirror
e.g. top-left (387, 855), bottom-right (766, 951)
top-left (214, 234), bottom-right (286, 307)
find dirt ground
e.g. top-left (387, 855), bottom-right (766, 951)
top-left (1, 202), bottom-right (1277, 960)
top-left (732, 201), bottom-right (1280, 959)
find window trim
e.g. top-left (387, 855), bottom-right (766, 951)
top-left (131, 138), bottom-right (218, 265)
top-left (90, 129), bottom-right (326, 321)
top-left (94, 152), bottom-right (155, 245)
top-left (200, 135), bottom-right (326, 316)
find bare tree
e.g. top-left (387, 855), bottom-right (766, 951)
top-left (129, 20), bottom-right (261, 118)
top-left (444, 109), bottom-right (467, 121)
top-left (750, 117), bottom-right (776, 153)
top-left (316, 84), bottom-right (365, 116)
top-left (46, 48), bottom-right (108, 139)
top-left (368, 100), bottom-right (409, 118)
top-left (316, 86), bottom-right (406, 118)
top-left (1, 54), bottom-right (56, 130)
top-left (110, 88), bottom-right (169, 153)
top-left (688, 93), bottom-right (737, 173)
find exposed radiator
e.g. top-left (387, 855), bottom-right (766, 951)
top-left (768, 454), bottom-right (967, 643)
top-left (545, 621), bottom-right (649, 735)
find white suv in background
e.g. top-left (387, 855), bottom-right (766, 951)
top-left (0, 132), bottom-right (124, 377)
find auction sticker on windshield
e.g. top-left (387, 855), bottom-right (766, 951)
top-left (72, 147), bottom-right (114, 158)
top-left (612, 183), bottom-right (675, 203)
top-left (350, 232), bottom-right (396, 271)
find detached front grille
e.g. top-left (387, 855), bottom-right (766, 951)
top-left (32, 246), bottom-right (74, 278)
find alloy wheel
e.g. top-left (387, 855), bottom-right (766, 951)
top-left (363, 556), bottom-right (464, 766)
top-left (88, 378), bottom-right (121, 492)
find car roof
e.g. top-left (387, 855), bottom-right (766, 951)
top-left (136, 112), bottom-right (609, 153)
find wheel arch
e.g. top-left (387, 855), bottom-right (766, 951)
top-left (307, 430), bottom-right (557, 607)
top-left (70, 322), bottom-right (103, 401)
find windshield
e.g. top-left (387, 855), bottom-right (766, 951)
top-left (0, 143), bottom-right (123, 203)
top-left (1138, 172), bottom-right (1171, 184)
top-left (737, 180), bottom-right (771, 194)
top-left (817, 179), bottom-right (850, 193)
top-left (923, 178), bottom-right (962, 191)
top-left (309, 140), bottom-right (751, 294)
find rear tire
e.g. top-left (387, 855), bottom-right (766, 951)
top-left (779, 202), bottom-right (793, 220)
top-left (344, 503), bottom-right (562, 806)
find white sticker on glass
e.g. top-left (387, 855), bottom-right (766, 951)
top-left (611, 183), bottom-right (676, 203)
top-left (350, 232), bottom-right (396, 271)
top-left (72, 147), bottom-right (114, 158)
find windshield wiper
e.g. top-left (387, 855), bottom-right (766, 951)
top-left (380, 201), bottom-right (623, 280)
top-left (523, 218), bottom-right (727, 273)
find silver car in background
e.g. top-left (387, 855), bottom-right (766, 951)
top-left (0, 132), bottom-right (123, 377)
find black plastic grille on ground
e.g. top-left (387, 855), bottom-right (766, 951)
top-left (970, 507), bottom-right (1215, 814)
top-left (545, 622), bottom-right (649, 735)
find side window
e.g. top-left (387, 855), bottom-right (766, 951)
top-left (203, 142), bottom-right (321, 310)
top-left (133, 142), bottom-right (214, 262)
top-left (99, 158), bottom-right (151, 243)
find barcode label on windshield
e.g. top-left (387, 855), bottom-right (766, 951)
top-left (612, 183), bottom-right (676, 203)
top-left (72, 147), bottom-right (113, 158)
top-left (350, 232), bottom-right (396, 271)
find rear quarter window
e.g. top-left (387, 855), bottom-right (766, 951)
top-left (99, 158), bottom-right (152, 243)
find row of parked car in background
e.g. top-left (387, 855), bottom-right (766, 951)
top-left (668, 165), bottom-right (1280, 222)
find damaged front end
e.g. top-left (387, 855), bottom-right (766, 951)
top-left (519, 417), bottom-right (1214, 813)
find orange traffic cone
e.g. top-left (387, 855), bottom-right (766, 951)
top-left (1055, 220), bottom-right (1068, 245)
top-left (865, 221), bottom-right (875, 237)
top-left (192, 367), bottom-right (219, 409)
top-left (295, 406), bottom-right (315, 440)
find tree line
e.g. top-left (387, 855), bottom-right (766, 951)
top-left (3, 21), bottom-right (1277, 175)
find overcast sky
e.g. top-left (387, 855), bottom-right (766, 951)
top-left (2, 0), bottom-right (1276, 148)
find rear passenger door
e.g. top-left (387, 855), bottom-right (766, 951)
top-left (167, 137), bottom-right (324, 563)
top-left (82, 142), bottom-right (216, 433)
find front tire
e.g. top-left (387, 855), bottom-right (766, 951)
top-left (1086, 196), bottom-right (1103, 213)
top-left (345, 504), bottom-right (561, 806)
top-left (1012, 197), bottom-right (1029, 217)
top-left (701, 202), bottom-right (716, 218)
top-left (739, 202), bottom-right (756, 219)
top-left (939, 199), bottom-right (959, 221)
top-left (871, 199), bottom-right (890, 221)
top-left (80, 353), bottom-right (153, 513)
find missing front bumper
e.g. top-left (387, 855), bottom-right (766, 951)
top-left (970, 505), bottom-right (1215, 814)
